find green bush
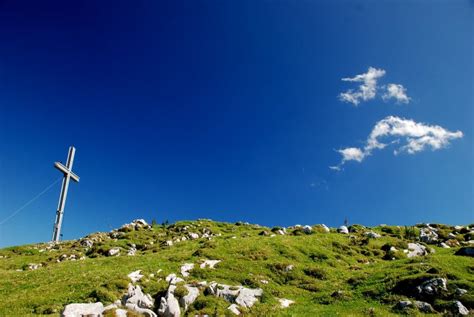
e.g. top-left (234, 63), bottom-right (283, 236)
top-left (174, 284), bottom-right (189, 298)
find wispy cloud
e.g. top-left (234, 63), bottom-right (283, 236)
top-left (330, 116), bottom-right (463, 170)
top-left (339, 67), bottom-right (411, 106)
top-left (382, 83), bottom-right (410, 104)
top-left (339, 67), bottom-right (386, 106)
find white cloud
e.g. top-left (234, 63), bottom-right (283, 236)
top-left (330, 116), bottom-right (463, 170)
top-left (383, 83), bottom-right (410, 104)
top-left (339, 67), bottom-right (386, 106)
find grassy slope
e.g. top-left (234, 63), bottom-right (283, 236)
top-left (0, 220), bottom-right (472, 316)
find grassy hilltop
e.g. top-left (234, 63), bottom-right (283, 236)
top-left (0, 219), bottom-right (473, 316)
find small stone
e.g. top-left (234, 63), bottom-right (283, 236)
top-left (199, 260), bottom-right (221, 269)
top-left (278, 298), bottom-right (295, 308)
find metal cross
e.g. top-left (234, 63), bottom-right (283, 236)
top-left (52, 146), bottom-right (80, 242)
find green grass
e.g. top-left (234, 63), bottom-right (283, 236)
top-left (0, 220), bottom-right (472, 316)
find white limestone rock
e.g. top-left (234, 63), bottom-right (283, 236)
top-left (199, 260), bottom-right (221, 269)
top-left (405, 243), bottom-right (428, 258)
top-left (122, 284), bottom-right (154, 309)
top-left (128, 270), bottom-right (144, 283)
top-left (108, 247), bottom-right (120, 257)
top-left (62, 302), bottom-right (104, 317)
top-left (227, 304), bottom-right (241, 315)
top-left (303, 225), bottom-right (312, 234)
top-left (365, 231), bottom-right (381, 239)
top-left (416, 278), bottom-right (447, 298)
top-left (80, 239), bottom-right (93, 248)
top-left (157, 286), bottom-right (181, 317)
top-left (188, 233), bottom-right (200, 240)
top-left (125, 303), bottom-right (157, 317)
top-left (452, 301), bottom-right (469, 316)
top-left (179, 285), bottom-right (200, 311)
top-left (278, 298), bottom-right (295, 308)
top-left (166, 273), bottom-right (184, 285)
top-left (181, 263), bottom-right (194, 277)
top-left (338, 226), bottom-right (349, 234)
top-left (235, 287), bottom-right (263, 308)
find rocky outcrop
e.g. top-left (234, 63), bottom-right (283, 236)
top-left (278, 298), bottom-right (295, 308)
top-left (199, 259), bottom-right (221, 269)
top-left (405, 243), bottom-right (428, 258)
top-left (180, 263), bottom-right (194, 277)
top-left (128, 270), bottom-right (144, 283)
top-left (62, 302), bottom-right (104, 317)
top-left (178, 285), bottom-right (199, 311)
top-left (157, 285), bottom-right (181, 317)
top-left (206, 282), bottom-right (263, 309)
top-left (108, 247), bottom-right (120, 256)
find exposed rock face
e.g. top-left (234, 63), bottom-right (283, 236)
top-left (122, 284), bottom-right (154, 309)
top-left (455, 247), bottom-right (474, 257)
top-left (278, 298), bottom-right (295, 308)
top-left (235, 287), bottom-right (263, 308)
top-left (128, 270), bottom-right (144, 283)
top-left (166, 273), bottom-right (184, 285)
top-left (395, 300), bottom-right (412, 310)
top-left (405, 243), bottom-right (428, 258)
top-left (62, 302), bottom-right (104, 317)
top-left (338, 226), bottom-right (349, 234)
top-left (416, 278), bottom-right (447, 298)
top-left (303, 225), bottom-right (312, 234)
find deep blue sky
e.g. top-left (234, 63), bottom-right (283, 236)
top-left (0, 1), bottom-right (472, 247)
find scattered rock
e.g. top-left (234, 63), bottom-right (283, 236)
top-left (157, 285), bottom-right (181, 317)
top-left (395, 300), bottom-right (412, 310)
top-left (416, 277), bottom-right (447, 298)
top-left (62, 302), bottom-right (104, 317)
top-left (122, 284), bottom-right (154, 309)
top-left (235, 287), bottom-right (263, 308)
top-left (178, 285), bottom-right (199, 311)
top-left (414, 301), bottom-right (435, 313)
top-left (199, 260), bottom-right (221, 269)
top-left (446, 239), bottom-right (461, 247)
top-left (275, 229), bottom-right (285, 235)
top-left (456, 288), bottom-right (468, 296)
top-left (166, 274), bottom-right (184, 285)
top-left (439, 242), bottom-right (450, 249)
top-left (303, 225), bottom-right (312, 234)
top-left (80, 239), bottom-right (93, 248)
top-left (420, 228), bottom-right (438, 244)
top-left (228, 303), bottom-right (241, 315)
top-left (405, 243), bottom-right (428, 258)
top-left (320, 224), bottom-right (330, 232)
top-left (114, 308), bottom-right (128, 317)
top-left (180, 263), bottom-right (194, 277)
top-left (206, 283), bottom-right (263, 309)
top-left (455, 247), bottom-right (474, 257)
top-left (365, 231), bottom-right (381, 239)
top-left (27, 263), bottom-right (42, 270)
top-left (338, 226), bottom-right (349, 234)
top-left (278, 298), bottom-right (295, 308)
top-left (284, 264), bottom-right (294, 272)
top-left (127, 246), bottom-right (137, 256)
top-left (128, 270), bottom-right (144, 283)
top-left (188, 233), bottom-right (199, 240)
top-left (451, 301), bottom-right (469, 316)
top-left (108, 248), bottom-right (120, 257)
top-left (125, 303), bottom-right (157, 317)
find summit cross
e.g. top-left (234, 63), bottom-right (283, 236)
top-left (52, 146), bottom-right (80, 242)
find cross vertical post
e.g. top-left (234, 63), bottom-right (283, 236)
top-left (52, 146), bottom-right (80, 243)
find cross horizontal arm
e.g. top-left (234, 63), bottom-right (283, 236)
top-left (54, 162), bottom-right (80, 182)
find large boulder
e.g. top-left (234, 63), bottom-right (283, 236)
top-left (108, 247), bottom-right (120, 257)
top-left (62, 302), bottom-right (104, 317)
top-left (235, 287), bottom-right (263, 308)
top-left (451, 301), bottom-right (469, 316)
top-left (420, 228), bottom-right (438, 244)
